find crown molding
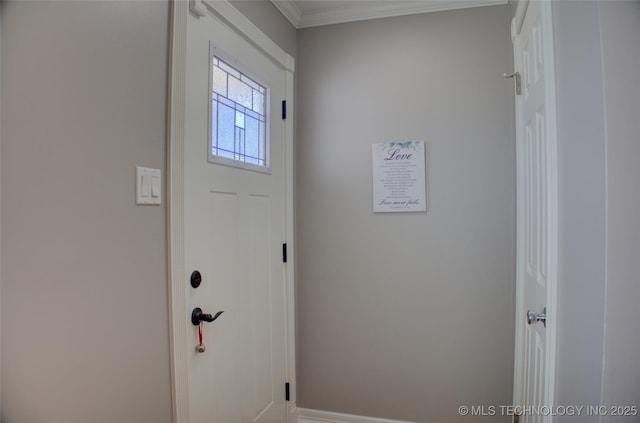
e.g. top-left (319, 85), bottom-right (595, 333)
top-left (271, 0), bottom-right (303, 28)
top-left (271, 0), bottom-right (508, 29)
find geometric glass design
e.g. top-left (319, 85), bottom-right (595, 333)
top-left (211, 56), bottom-right (267, 167)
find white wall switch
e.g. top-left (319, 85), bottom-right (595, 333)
top-left (141, 174), bottom-right (151, 197)
top-left (150, 175), bottom-right (161, 198)
top-left (136, 166), bottom-right (161, 205)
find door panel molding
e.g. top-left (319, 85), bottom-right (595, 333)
top-left (167, 1), bottom-right (296, 421)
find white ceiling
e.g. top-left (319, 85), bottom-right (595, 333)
top-left (271, 0), bottom-right (507, 29)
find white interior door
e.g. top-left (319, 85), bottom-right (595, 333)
top-left (512, 1), bottom-right (558, 421)
top-left (168, 2), bottom-right (295, 422)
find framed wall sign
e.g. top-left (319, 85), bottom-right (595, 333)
top-left (372, 141), bottom-right (426, 213)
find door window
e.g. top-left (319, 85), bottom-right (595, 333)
top-left (210, 51), bottom-right (269, 171)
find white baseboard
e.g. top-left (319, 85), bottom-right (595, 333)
top-left (294, 407), bottom-right (417, 423)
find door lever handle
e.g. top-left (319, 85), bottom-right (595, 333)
top-left (192, 307), bottom-right (224, 326)
top-left (527, 308), bottom-right (547, 327)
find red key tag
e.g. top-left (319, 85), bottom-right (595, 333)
top-left (196, 321), bottom-right (206, 353)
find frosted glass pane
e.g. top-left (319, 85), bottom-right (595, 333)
top-left (245, 116), bottom-right (259, 160)
top-left (228, 76), bottom-right (252, 109)
top-left (259, 121), bottom-right (265, 162)
top-left (245, 109), bottom-right (259, 121)
top-left (241, 74), bottom-right (261, 91)
top-left (217, 103), bottom-right (235, 158)
top-left (235, 111), bottom-right (245, 129)
top-left (217, 59), bottom-right (241, 79)
top-left (252, 91), bottom-right (264, 114)
top-left (218, 95), bottom-right (233, 109)
top-left (212, 66), bottom-right (227, 97)
top-left (237, 128), bottom-right (244, 158)
top-left (211, 99), bottom-right (218, 145)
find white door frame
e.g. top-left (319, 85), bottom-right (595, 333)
top-left (511, 0), bottom-right (558, 417)
top-left (166, 1), bottom-right (296, 421)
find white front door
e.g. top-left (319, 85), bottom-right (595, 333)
top-left (168, 2), bottom-right (295, 422)
top-left (512, 1), bottom-right (558, 421)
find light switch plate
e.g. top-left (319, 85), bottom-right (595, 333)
top-left (136, 166), bottom-right (161, 205)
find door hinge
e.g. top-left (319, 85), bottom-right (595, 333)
top-left (504, 72), bottom-right (522, 95)
top-left (282, 243), bottom-right (287, 263)
top-left (285, 382), bottom-right (290, 401)
top-left (282, 100), bottom-right (287, 120)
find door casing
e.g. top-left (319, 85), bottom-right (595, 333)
top-left (166, 1), bottom-right (296, 421)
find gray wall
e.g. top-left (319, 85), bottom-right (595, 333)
top-left (230, 0), bottom-right (297, 58)
top-left (553, 2), bottom-right (608, 420)
top-left (1, 1), bottom-right (172, 421)
top-left (296, 6), bottom-right (515, 422)
top-left (598, 1), bottom-right (640, 420)
top-left (0, 1), bottom-right (295, 422)
top-left (552, 1), bottom-right (640, 421)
